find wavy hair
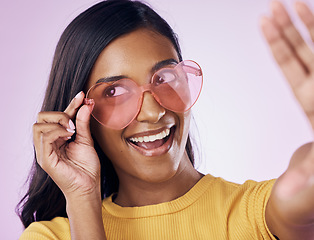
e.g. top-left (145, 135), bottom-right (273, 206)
top-left (17, 0), bottom-right (196, 228)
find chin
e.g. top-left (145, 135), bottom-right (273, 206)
top-left (132, 153), bottom-right (187, 184)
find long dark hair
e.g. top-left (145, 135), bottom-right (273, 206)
top-left (17, 0), bottom-right (196, 228)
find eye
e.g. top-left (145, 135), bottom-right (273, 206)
top-left (154, 71), bottom-right (177, 86)
top-left (104, 84), bottom-right (129, 97)
top-left (155, 76), bottom-right (165, 85)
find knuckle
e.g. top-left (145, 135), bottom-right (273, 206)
top-left (37, 111), bottom-right (70, 125)
top-left (32, 123), bottom-right (43, 139)
top-left (32, 123), bottom-right (39, 131)
top-left (37, 111), bottom-right (54, 123)
top-left (61, 111), bottom-right (70, 120)
top-left (37, 111), bottom-right (45, 122)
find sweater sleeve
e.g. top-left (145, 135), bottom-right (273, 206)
top-left (252, 179), bottom-right (277, 239)
top-left (222, 178), bottom-right (277, 240)
top-left (19, 217), bottom-right (71, 240)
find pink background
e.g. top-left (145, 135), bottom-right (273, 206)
top-left (1, 0), bottom-right (313, 238)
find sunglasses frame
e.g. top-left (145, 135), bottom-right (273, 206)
top-left (86, 60), bottom-right (203, 129)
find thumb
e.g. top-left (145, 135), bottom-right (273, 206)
top-left (74, 99), bottom-right (95, 145)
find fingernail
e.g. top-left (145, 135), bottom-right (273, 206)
top-left (75, 91), bottom-right (83, 99)
top-left (67, 128), bottom-right (75, 133)
top-left (69, 119), bottom-right (75, 130)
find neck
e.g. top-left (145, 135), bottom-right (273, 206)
top-left (114, 159), bottom-right (203, 207)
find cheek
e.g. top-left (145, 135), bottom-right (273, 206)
top-left (173, 111), bottom-right (191, 152)
top-left (179, 111), bottom-right (191, 139)
top-left (90, 118), bottom-right (102, 143)
top-left (90, 118), bottom-right (125, 159)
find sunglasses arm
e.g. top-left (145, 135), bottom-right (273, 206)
top-left (181, 64), bottom-right (202, 77)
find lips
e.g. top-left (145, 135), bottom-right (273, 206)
top-left (127, 127), bottom-right (175, 157)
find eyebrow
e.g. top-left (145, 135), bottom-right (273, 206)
top-left (95, 75), bottom-right (128, 84)
top-left (95, 58), bottom-right (179, 84)
top-left (151, 58), bottom-right (178, 73)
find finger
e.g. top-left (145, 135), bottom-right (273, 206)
top-left (271, 1), bottom-right (314, 72)
top-left (37, 111), bottom-right (75, 131)
top-left (74, 99), bottom-right (95, 146)
top-left (33, 123), bottom-right (75, 163)
top-left (38, 127), bottom-right (75, 168)
top-left (33, 123), bottom-right (75, 144)
top-left (39, 133), bottom-right (61, 175)
top-left (295, 1), bottom-right (314, 43)
top-left (38, 135), bottom-right (65, 188)
top-left (260, 16), bottom-right (308, 88)
top-left (64, 91), bottom-right (85, 119)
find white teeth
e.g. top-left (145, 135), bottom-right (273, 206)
top-left (130, 129), bottom-right (170, 143)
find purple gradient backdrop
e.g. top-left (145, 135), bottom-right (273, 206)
top-left (1, 0), bottom-right (313, 239)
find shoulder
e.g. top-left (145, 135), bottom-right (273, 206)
top-left (19, 217), bottom-right (70, 240)
top-left (193, 174), bottom-right (276, 212)
top-left (204, 176), bottom-right (277, 239)
top-left (208, 175), bottom-right (276, 197)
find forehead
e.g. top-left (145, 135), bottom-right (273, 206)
top-left (87, 28), bottom-right (179, 88)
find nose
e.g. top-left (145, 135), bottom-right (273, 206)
top-left (136, 92), bottom-right (166, 123)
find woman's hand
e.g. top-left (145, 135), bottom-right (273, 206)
top-left (260, 1), bottom-right (314, 239)
top-left (33, 92), bottom-right (106, 239)
top-left (33, 91), bottom-right (100, 199)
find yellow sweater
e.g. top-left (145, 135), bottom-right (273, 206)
top-left (20, 175), bottom-right (276, 239)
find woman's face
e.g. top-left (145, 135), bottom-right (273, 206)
top-left (86, 28), bottom-right (191, 184)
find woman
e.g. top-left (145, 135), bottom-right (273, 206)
top-left (18, 0), bottom-right (314, 239)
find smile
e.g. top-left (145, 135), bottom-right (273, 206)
top-left (127, 127), bottom-right (175, 157)
top-left (129, 128), bottom-right (170, 143)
